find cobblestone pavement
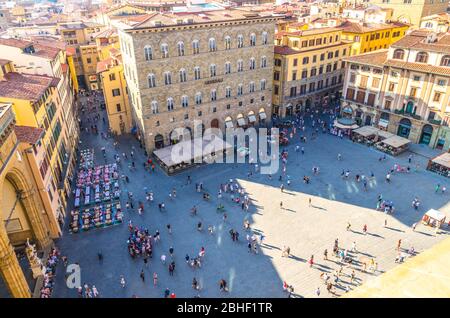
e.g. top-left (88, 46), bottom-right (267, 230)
top-left (51, 105), bottom-right (450, 298)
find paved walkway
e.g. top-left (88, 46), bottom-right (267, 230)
top-left (51, 107), bottom-right (450, 298)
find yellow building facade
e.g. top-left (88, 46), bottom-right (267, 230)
top-left (273, 27), bottom-right (353, 117)
top-left (341, 20), bottom-right (410, 56)
top-left (0, 103), bottom-right (53, 298)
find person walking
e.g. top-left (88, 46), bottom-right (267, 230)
top-left (166, 224), bottom-right (172, 234)
top-left (153, 272), bottom-right (158, 286)
top-left (323, 249), bottom-right (328, 261)
top-left (219, 279), bottom-right (228, 292)
top-left (346, 222), bottom-right (351, 231)
top-left (363, 224), bottom-right (367, 235)
top-left (169, 246), bottom-right (174, 258)
top-left (397, 239), bottom-right (402, 251)
top-left (120, 275), bottom-right (126, 288)
top-left (140, 269), bottom-right (145, 282)
top-left (280, 201), bottom-right (283, 209)
top-left (412, 222), bottom-right (417, 231)
top-left (97, 251), bottom-right (103, 263)
top-left (309, 255), bottom-right (314, 268)
top-left (309, 198), bottom-right (312, 207)
top-left (316, 287), bottom-right (320, 297)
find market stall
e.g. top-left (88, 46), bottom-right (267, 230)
top-left (374, 130), bottom-right (394, 142)
top-left (427, 152), bottom-right (450, 178)
top-left (375, 135), bottom-right (410, 156)
top-left (352, 126), bottom-right (380, 145)
top-left (153, 135), bottom-right (233, 175)
top-left (331, 118), bottom-right (359, 138)
top-left (421, 209), bottom-right (446, 228)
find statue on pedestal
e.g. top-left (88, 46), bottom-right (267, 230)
top-left (25, 238), bottom-right (44, 278)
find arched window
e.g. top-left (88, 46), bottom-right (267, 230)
top-left (161, 43), bottom-right (169, 58)
top-left (195, 92), bottom-right (202, 105)
top-left (262, 31), bottom-right (268, 45)
top-left (210, 64), bottom-right (216, 77)
top-left (194, 66), bottom-right (201, 80)
top-left (181, 95), bottom-right (189, 108)
top-left (225, 61), bottom-right (231, 74)
top-left (177, 41), bottom-right (185, 56)
top-left (249, 57), bottom-right (256, 70)
top-left (167, 97), bottom-right (174, 111)
top-left (440, 55), bottom-right (450, 66)
top-left (209, 38), bottom-right (216, 52)
top-left (164, 71), bottom-right (172, 85)
top-left (192, 40), bottom-right (200, 54)
top-left (151, 100), bottom-right (158, 114)
top-left (249, 81), bottom-right (255, 93)
top-left (179, 68), bottom-right (187, 82)
top-left (210, 89), bottom-right (217, 101)
top-left (144, 46), bottom-right (153, 61)
top-left (237, 83), bottom-right (243, 96)
top-left (148, 73), bottom-right (156, 88)
top-left (415, 51), bottom-right (428, 63)
top-left (261, 56), bottom-right (267, 68)
top-left (225, 86), bottom-right (231, 98)
top-left (237, 59), bottom-right (243, 72)
top-left (224, 36), bottom-right (231, 50)
top-left (237, 34), bottom-right (244, 48)
top-left (260, 79), bottom-right (266, 90)
top-left (393, 49), bottom-right (404, 60)
top-left (250, 33), bottom-right (256, 46)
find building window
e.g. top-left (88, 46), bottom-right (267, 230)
top-left (438, 79), bottom-right (446, 86)
top-left (415, 52), bottom-right (428, 63)
top-left (320, 53), bottom-right (325, 61)
top-left (346, 88), bottom-right (355, 100)
top-left (328, 52), bottom-right (333, 59)
top-left (184, 114), bottom-right (189, 120)
top-left (181, 95), bottom-right (188, 107)
top-left (409, 87), bottom-right (417, 98)
top-left (310, 68), bottom-right (317, 77)
top-left (249, 58), bottom-right (256, 70)
top-left (209, 38), bottom-right (217, 52)
top-left (192, 40), bottom-right (200, 54)
top-left (274, 71), bottom-right (280, 81)
top-left (290, 86), bottom-right (297, 97)
top-left (249, 82), bottom-right (255, 93)
top-left (194, 67), bottom-right (201, 80)
top-left (250, 33), bottom-right (256, 46)
top-left (237, 60), bottom-right (244, 72)
top-left (225, 62), bottom-right (231, 74)
top-left (179, 69), bottom-right (187, 82)
top-left (198, 111), bottom-right (202, 117)
top-left (372, 78), bottom-right (380, 88)
top-left (226, 104), bottom-right (231, 109)
top-left (210, 89), bottom-right (217, 101)
top-left (225, 36), bottom-right (231, 50)
top-left (440, 55), bottom-right (450, 66)
top-left (144, 46), bottom-right (153, 61)
top-left (293, 58), bottom-right (298, 67)
top-left (261, 56), bottom-right (267, 68)
top-left (274, 58), bottom-right (282, 67)
top-left (274, 85), bottom-right (279, 95)
top-left (360, 75), bottom-right (368, 88)
top-left (87, 58), bottom-right (91, 64)
top-left (433, 92), bottom-right (442, 102)
top-left (167, 97), bottom-right (174, 111)
top-left (393, 49), bottom-right (404, 60)
top-left (164, 72), bottom-right (172, 85)
top-left (349, 73), bottom-right (356, 83)
top-left (237, 34), bottom-right (244, 48)
top-left (177, 41), bottom-right (185, 56)
top-left (388, 82), bottom-right (395, 92)
top-left (413, 75), bottom-right (421, 81)
top-left (262, 31), bottom-right (268, 45)
top-left (151, 101), bottom-right (158, 114)
top-left (112, 88), bottom-right (120, 96)
top-left (302, 57), bottom-right (309, 64)
top-left (226, 87), bottom-right (232, 98)
top-left (238, 101), bottom-right (243, 107)
top-left (260, 79), bottom-right (266, 90)
top-left (292, 72), bottom-right (297, 81)
top-left (237, 84), bottom-right (243, 96)
top-left (195, 92), bottom-right (202, 105)
top-left (210, 64), bottom-right (216, 77)
top-left (301, 70), bottom-right (307, 79)
top-left (116, 104), bottom-right (121, 112)
top-left (109, 73), bottom-right (116, 81)
top-left (161, 43), bottom-right (169, 58)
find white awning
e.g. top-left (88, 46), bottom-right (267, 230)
top-left (237, 117), bottom-right (246, 126)
top-left (248, 115), bottom-right (256, 123)
top-left (425, 209), bottom-right (446, 222)
top-left (259, 111), bottom-right (267, 120)
top-left (225, 120), bottom-right (233, 129)
top-left (378, 119), bottom-right (389, 128)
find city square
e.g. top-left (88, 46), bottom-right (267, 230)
top-left (51, 106), bottom-right (450, 298)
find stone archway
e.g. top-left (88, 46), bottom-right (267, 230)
top-left (154, 134), bottom-right (164, 149)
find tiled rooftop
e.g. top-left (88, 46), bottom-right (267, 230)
top-left (14, 125), bottom-right (44, 144)
top-left (0, 73), bottom-right (59, 102)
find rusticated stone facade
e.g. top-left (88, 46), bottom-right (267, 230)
top-left (117, 10), bottom-right (277, 152)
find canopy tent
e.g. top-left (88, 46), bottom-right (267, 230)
top-left (153, 135), bottom-right (233, 174)
top-left (225, 120), bottom-right (234, 129)
top-left (353, 125), bottom-right (379, 137)
top-left (378, 119), bottom-right (389, 128)
top-left (379, 135), bottom-right (411, 148)
top-left (424, 209), bottom-right (446, 223)
top-left (333, 119), bottom-right (359, 130)
top-left (248, 114), bottom-right (257, 123)
top-left (431, 152), bottom-right (450, 169)
top-left (237, 117), bottom-right (246, 127)
top-left (259, 111), bottom-right (267, 120)
top-left (376, 130), bottom-right (394, 140)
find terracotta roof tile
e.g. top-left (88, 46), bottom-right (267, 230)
top-left (344, 50), bottom-right (388, 66)
top-left (14, 126), bottom-right (44, 144)
top-left (0, 73), bottom-right (59, 101)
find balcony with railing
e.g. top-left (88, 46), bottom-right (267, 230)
top-left (0, 103), bottom-right (15, 139)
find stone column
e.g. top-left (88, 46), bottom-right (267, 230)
top-left (20, 189), bottom-right (52, 250)
top-left (0, 230), bottom-right (30, 298)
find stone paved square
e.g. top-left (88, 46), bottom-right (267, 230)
top-left (52, 109), bottom-right (450, 298)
